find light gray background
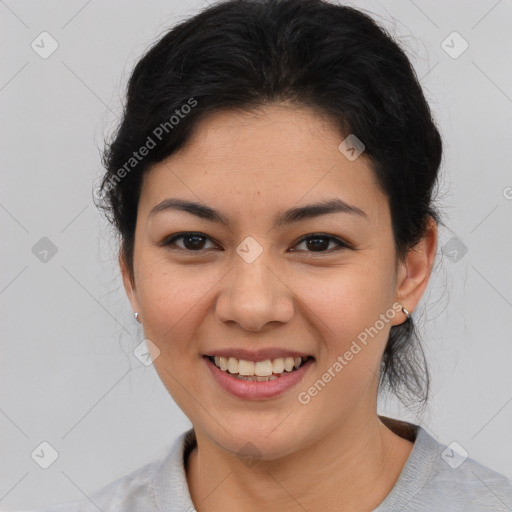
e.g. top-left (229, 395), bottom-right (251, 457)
top-left (1, 0), bottom-right (511, 509)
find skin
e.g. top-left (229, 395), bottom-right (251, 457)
top-left (121, 104), bottom-right (437, 511)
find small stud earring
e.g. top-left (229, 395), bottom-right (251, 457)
top-left (401, 306), bottom-right (411, 319)
top-left (134, 312), bottom-right (142, 323)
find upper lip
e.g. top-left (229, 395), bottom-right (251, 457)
top-left (204, 348), bottom-right (314, 362)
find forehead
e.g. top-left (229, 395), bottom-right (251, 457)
top-left (138, 105), bottom-right (388, 223)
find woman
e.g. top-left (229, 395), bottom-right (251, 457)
top-left (29, 0), bottom-right (512, 510)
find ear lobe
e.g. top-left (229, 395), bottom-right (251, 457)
top-left (119, 251), bottom-right (140, 311)
top-left (393, 217), bottom-right (437, 323)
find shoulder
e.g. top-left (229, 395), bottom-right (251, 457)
top-left (16, 459), bottom-right (160, 512)
top-left (420, 449), bottom-right (512, 511)
top-left (14, 429), bottom-right (193, 512)
top-left (16, 429), bottom-right (195, 512)
top-left (378, 426), bottom-right (512, 511)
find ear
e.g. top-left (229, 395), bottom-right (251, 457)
top-left (119, 251), bottom-right (141, 314)
top-left (391, 217), bottom-right (437, 325)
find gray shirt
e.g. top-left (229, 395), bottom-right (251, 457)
top-left (15, 425), bottom-right (512, 511)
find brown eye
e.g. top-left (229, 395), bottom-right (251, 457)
top-left (162, 232), bottom-right (218, 252)
top-left (292, 234), bottom-right (349, 253)
top-left (161, 232), bottom-right (350, 254)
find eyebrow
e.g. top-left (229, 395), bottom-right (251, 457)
top-left (148, 197), bottom-right (367, 228)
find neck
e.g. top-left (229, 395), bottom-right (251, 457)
top-left (186, 413), bottom-right (414, 512)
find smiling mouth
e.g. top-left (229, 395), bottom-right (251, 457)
top-left (205, 355), bottom-right (314, 382)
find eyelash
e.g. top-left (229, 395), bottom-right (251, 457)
top-left (160, 232), bottom-right (351, 255)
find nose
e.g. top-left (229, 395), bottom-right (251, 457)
top-left (215, 252), bottom-right (294, 332)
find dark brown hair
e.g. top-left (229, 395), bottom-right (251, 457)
top-left (96, 0), bottom-right (442, 409)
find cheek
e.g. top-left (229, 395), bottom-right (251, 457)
top-left (296, 260), bottom-right (396, 343)
top-left (134, 260), bottom-right (221, 410)
top-left (289, 267), bottom-right (398, 424)
top-left (294, 266), bottom-right (397, 411)
top-left (136, 253), bottom-right (396, 352)
top-left (134, 257), bottom-right (223, 355)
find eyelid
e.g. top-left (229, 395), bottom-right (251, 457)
top-left (292, 233), bottom-right (352, 251)
top-left (161, 231), bottom-right (221, 250)
top-left (160, 231), bottom-right (352, 253)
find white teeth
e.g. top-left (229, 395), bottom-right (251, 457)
top-left (283, 357), bottom-right (295, 372)
top-left (272, 358), bottom-right (285, 373)
top-left (211, 355), bottom-right (310, 377)
top-left (254, 360), bottom-right (273, 376)
top-left (235, 374), bottom-right (279, 382)
top-left (238, 360), bottom-right (254, 376)
top-left (227, 357), bottom-right (238, 374)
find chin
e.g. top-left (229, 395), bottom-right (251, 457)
top-left (203, 416), bottom-right (308, 462)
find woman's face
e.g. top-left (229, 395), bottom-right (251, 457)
top-left (123, 105), bottom-right (414, 460)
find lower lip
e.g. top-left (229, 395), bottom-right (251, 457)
top-left (204, 356), bottom-right (314, 400)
